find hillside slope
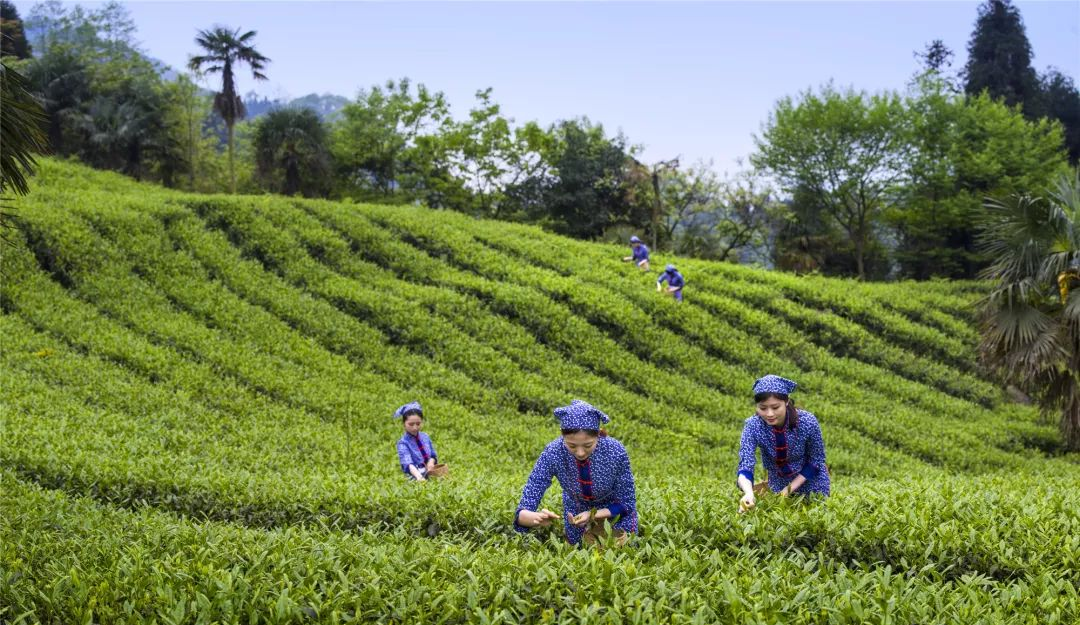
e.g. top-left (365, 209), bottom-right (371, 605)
top-left (2, 160), bottom-right (1078, 624)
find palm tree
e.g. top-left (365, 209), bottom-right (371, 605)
top-left (0, 57), bottom-right (48, 196)
top-left (253, 107), bottom-right (331, 197)
top-left (978, 169), bottom-right (1080, 450)
top-left (0, 57), bottom-right (48, 248)
top-left (188, 26), bottom-right (269, 193)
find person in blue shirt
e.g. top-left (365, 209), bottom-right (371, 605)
top-left (394, 401), bottom-right (438, 481)
top-left (657, 264), bottom-right (685, 301)
top-left (623, 235), bottom-right (650, 271)
top-left (736, 375), bottom-right (830, 513)
top-left (515, 400), bottom-right (638, 546)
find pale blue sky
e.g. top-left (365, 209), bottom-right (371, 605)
top-left (20, 1), bottom-right (1080, 174)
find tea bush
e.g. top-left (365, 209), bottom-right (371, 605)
top-left (2, 160), bottom-right (1077, 624)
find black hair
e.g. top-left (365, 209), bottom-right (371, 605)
top-left (753, 393), bottom-right (799, 429)
top-left (561, 428), bottom-right (608, 438)
top-left (402, 409), bottom-right (423, 420)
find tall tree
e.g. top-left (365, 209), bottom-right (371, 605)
top-left (72, 74), bottom-right (181, 183)
top-left (978, 170), bottom-right (1080, 451)
top-left (448, 88), bottom-right (518, 216)
top-left (1, 0), bottom-right (32, 58)
top-left (532, 118), bottom-right (646, 240)
top-left (916, 39), bottom-right (954, 74)
top-left (22, 43), bottom-right (88, 154)
top-left (963, 0), bottom-right (1040, 116)
top-left (1035, 69), bottom-right (1080, 164)
top-left (753, 84), bottom-right (909, 279)
top-left (253, 107), bottom-right (331, 197)
top-left (330, 78), bottom-right (462, 207)
top-left (188, 26), bottom-right (269, 193)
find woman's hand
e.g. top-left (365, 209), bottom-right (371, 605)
top-left (425, 458), bottom-right (436, 471)
top-left (568, 508), bottom-right (611, 527)
top-left (738, 492), bottom-right (756, 514)
top-left (782, 475), bottom-right (806, 497)
top-left (518, 509), bottom-right (559, 528)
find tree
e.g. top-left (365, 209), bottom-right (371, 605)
top-left (188, 26), bottom-right (269, 193)
top-left (1035, 69), bottom-right (1080, 164)
top-left (530, 118), bottom-right (647, 239)
top-left (253, 107), bottom-right (331, 197)
top-left (1, 57), bottom-right (49, 246)
top-left (977, 170), bottom-right (1080, 451)
top-left (161, 73), bottom-right (210, 190)
top-left (1, 0), bottom-right (32, 58)
top-left (660, 164), bottom-right (786, 262)
top-left (889, 72), bottom-right (975, 279)
top-left (963, 0), bottom-right (1040, 116)
top-left (0, 57), bottom-right (48, 195)
top-left (331, 78), bottom-right (451, 201)
top-left (22, 43), bottom-right (88, 154)
top-left (916, 39), bottom-right (953, 74)
top-left (447, 88), bottom-right (518, 216)
top-left (889, 50), bottom-right (1070, 280)
top-left (752, 84), bottom-right (909, 279)
top-left (73, 76), bottom-right (182, 183)
top-left (648, 157), bottom-right (679, 250)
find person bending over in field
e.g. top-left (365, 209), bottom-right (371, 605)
top-left (737, 375), bottom-right (830, 513)
top-left (394, 401), bottom-right (442, 481)
top-left (656, 264), bottom-right (685, 301)
top-left (515, 400), bottom-right (638, 546)
top-left (623, 235), bottom-right (650, 271)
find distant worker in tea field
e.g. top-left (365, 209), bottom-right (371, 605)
top-left (657, 264), bottom-right (685, 301)
top-left (623, 235), bottom-right (650, 271)
top-left (515, 400), bottom-right (638, 546)
top-left (736, 375), bottom-right (830, 513)
top-left (394, 401), bottom-right (446, 481)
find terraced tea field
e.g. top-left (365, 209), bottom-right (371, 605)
top-left (2, 160), bottom-right (1077, 624)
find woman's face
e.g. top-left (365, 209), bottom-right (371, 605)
top-left (756, 396), bottom-right (788, 428)
top-left (403, 414), bottom-right (423, 435)
top-left (563, 431), bottom-right (599, 461)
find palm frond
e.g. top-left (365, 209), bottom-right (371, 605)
top-left (979, 194), bottom-right (1057, 283)
top-left (0, 59), bottom-right (50, 196)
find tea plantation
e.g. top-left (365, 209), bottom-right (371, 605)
top-left (2, 160), bottom-right (1078, 624)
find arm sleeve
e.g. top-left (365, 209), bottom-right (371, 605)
top-left (609, 447), bottom-right (636, 521)
top-left (514, 447), bottom-right (557, 533)
top-left (737, 421), bottom-right (756, 484)
top-left (799, 418), bottom-right (826, 480)
top-left (396, 440), bottom-right (413, 473)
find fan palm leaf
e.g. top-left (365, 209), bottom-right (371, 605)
top-left (978, 169), bottom-right (1080, 450)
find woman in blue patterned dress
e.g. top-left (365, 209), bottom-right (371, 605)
top-left (623, 235), bottom-right (650, 271)
top-left (736, 375), bottom-right (830, 513)
top-left (394, 401), bottom-right (438, 481)
top-left (657, 264), bottom-right (685, 301)
top-left (515, 400), bottom-right (638, 545)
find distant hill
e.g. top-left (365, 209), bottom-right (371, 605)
top-left (243, 91), bottom-right (349, 121)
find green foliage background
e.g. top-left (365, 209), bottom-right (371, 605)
top-left (2, 159), bottom-right (1078, 624)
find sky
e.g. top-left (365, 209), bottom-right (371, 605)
top-left (16, 0), bottom-right (1080, 175)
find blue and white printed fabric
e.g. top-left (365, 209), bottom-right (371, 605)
top-left (396, 431), bottom-right (437, 477)
top-left (737, 409), bottom-right (830, 496)
top-left (515, 436), bottom-right (638, 544)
